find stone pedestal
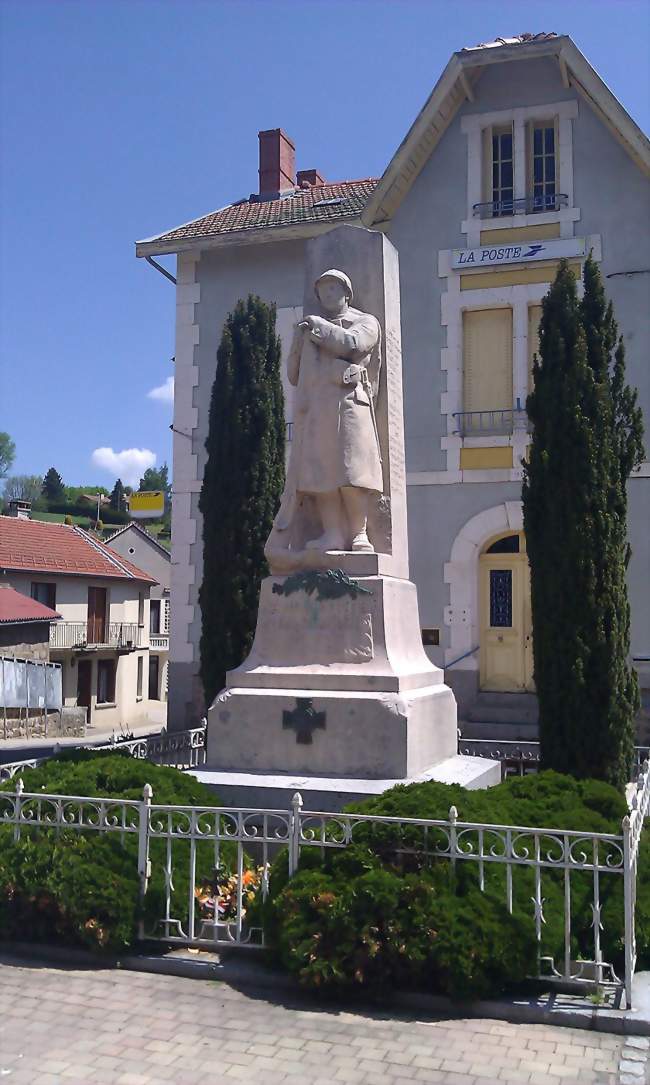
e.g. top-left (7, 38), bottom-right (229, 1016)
top-left (207, 572), bottom-right (458, 778)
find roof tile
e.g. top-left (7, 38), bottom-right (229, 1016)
top-left (145, 179), bottom-right (378, 246)
top-left (0, 585), bottom-right (61, 623)
top-left (0, 517), bottom-right (157, 584)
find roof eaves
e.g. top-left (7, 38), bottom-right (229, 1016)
top-left (135, 213), bottom-right (366, 258)
top-left (362, 54), bottom-right (466, 227)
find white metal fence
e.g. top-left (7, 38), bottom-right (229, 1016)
top-left (2, 759), bottom-right (649, 1007)
top-left (0, 724), bottom-right (207, 782)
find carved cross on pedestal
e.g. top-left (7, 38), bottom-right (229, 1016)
top-left (282, 698), bottom-right (326, 744)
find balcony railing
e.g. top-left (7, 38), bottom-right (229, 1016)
top-left (452, 406), bottom-right (529, 437)
top-left (472, 193), bottom-right (569, 218)
top-left (50, 622), bottom-right (143, 650)
top-left (150, 634), bottom-right (169, 651)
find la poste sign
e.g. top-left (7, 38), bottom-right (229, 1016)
top-left (452, 237), bottom-right (586, 270)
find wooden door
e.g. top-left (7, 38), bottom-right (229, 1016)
top-left (87, 587), bottom-right (107, 645)
top-left (77, 660), bottom-right (92, 708)
top-left (479, 531), bottom-right (534, 692)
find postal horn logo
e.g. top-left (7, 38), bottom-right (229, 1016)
top-left (522, 243), bottom-right (545, 258)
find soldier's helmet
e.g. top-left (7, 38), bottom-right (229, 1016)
top-left (315, 269), bottom-right (353, 303)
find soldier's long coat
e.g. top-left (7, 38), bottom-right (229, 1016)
top-left (286, 306), bottom-right (383, 498)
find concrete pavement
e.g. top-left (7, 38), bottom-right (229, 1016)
top-left (0, 959), bottom-right (648, 1084)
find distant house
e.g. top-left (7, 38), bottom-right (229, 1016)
top-left (105, 522), bottom-right (170, 703)
top-left (0, 585), bottom-right (61, 660)
top-left (0, 515), bottom-right (158, 730)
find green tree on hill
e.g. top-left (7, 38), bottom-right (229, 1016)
top-left (139, 464), bottom-right (170, 499)
top-left (523, 257), bottom-right (644, 789)
top-left (199, 296), bottom-right (285, 706)
top-left (110, 478), bottom-right (125, 512)
top-left (42, 467), bottom-right (65, 503)
top-left (0, 433), bottom-right (15, 478)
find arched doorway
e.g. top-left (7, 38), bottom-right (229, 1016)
top-left (479, 530), bottom-right (534, 692)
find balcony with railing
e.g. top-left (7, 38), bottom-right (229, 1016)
top-left (452, 405), bottom-right (529, 437)
top-left (472, 192), bottom-right (568, 219)
top-left (50, 622), bottom-right (143, 651)
top-left (150, 634), bottom-right (169, 651)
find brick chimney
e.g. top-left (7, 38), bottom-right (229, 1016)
top-left (258, 129), bottom-right (295, 197)
top-left (297, 168), bottom-right (326, 187)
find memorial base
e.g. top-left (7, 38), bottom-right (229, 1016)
top-left (188, 756), bottom-right (501, 812)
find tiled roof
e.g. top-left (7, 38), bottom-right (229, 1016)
top-left (142, 179), bottom-right (378, 247)
top-left (0, 585), bottom-right (61, 624)
top-left (463, 32), bottom-right (558, 51)
top-left (0, 517), bottom-right (157, 584)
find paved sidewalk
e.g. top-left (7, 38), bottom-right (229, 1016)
top-left (0, 960), bottom-right (647, 1085)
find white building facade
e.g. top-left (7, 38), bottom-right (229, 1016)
top-left (137, 34), bottom-right (649, 728)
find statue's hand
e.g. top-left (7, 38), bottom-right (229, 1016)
top-left (299, 315), bottom-right (331, 343)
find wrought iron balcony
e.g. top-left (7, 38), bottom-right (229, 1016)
top-left (50, 622), bottom-right (143, 651)
top-left (452, 407), bottom-right (529, 437)
top-left (472, 193), bottom-right (568, 218)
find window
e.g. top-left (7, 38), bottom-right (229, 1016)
top-left (136, 656), bottom-right (143, 698)
top-left (97, 659), bottom-right (116, 704)
top-left (492, 128), bottom-right (514, 215)
top-left (529, 123), bottom-right (557, 212)
top-left (138, 592), bottom-right (144, 626)
top-left (150, 599), bottom-right (161, 635)
top-left (490, 570), bottom-right (513, 628)
top-left (462, 308), bottom-right (513, 433)
top-left (31, 582), bottom-right (56, 609)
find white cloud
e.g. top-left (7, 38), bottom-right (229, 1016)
top-left (147, 376), bottom-right (174, 404)
top-left (91, 447), bottom-right (157, 487)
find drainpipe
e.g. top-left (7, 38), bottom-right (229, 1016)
top-left (145, 255), bottom-right (176, 285)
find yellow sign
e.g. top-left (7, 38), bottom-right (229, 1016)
top-left (129, 491), bottom-right (165, 519)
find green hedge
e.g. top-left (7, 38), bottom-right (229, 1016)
top-left (46, 501), bottom-right (129, 525)
top-left (0, 751), bottom-right (235, 953)
top-left (262, 772), bottom-right (650, 999)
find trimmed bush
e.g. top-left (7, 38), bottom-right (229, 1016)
top-left (0, 751), bottom-right (237, 953)
top-left (264, 772), bottom-right (648, 998)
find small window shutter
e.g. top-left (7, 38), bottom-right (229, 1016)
top-left (528, 305), bottom-right (543, 392)
top-left (463, 308), bottom-right (513, 415)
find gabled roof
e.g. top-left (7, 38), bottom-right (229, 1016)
top-left (362, 33), bottom-right (650, 227)
top-left (136, 179), bottom-right (378, 257)
top-left (105, 521), bottom-right (171, 561)
top-left (0, 585), bottom-right (61, 624)
top-left (0, 516), bottom-right (157, 584)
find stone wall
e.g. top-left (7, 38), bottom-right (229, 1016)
top-left (1, 706), bottom-right (86, 741)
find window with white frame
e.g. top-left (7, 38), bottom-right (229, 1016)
top-left (528, 121), bottom-right (557, 212)
top-left (484, 126), bottom-right (514, 217)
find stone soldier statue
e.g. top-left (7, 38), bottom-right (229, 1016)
top-left (266, 269), bottom-right (384, 564)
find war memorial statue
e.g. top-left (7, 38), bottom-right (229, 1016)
top-left (205, 225), bottom-right (498, 805)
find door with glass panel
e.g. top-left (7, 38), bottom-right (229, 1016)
top-left (479, 532), bottom-right (534, 692)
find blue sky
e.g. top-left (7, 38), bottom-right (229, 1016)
top-left (1, 0), bottom-right (648, 487)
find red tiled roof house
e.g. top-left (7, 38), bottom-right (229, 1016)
top-left (0, 516), bottom-right (158, 731)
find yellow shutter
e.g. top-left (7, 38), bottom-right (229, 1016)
top-left (528, 304), bottom-right (543, 392)
top-left (463, 308), bottom-right (513, 418)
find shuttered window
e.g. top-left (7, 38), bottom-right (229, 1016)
top-left (528, 304), bottom-right (543, 392)
top-left (463, 309), bottom-right (513, 430)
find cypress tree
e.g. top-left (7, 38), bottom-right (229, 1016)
top-left (199, 295), bottom-right (285, 706)
top-left (523, 257), bottom-right (644, 788)
top-left (42, 467), bottom-right (65, 503)
top-left (110, 478), bottom-right (125, 512)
